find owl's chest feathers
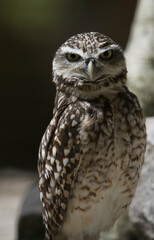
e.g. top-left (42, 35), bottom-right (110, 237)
top-left (60, 96), bottom-right (144, 239)
top-left (77, 98), bottom-right (141, 190)
top-left (79, 99), bottom-right (130, 169)
top-left (77, 101), bottom-right (132, 196)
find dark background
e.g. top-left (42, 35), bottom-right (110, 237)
top-left (0, 0), bottom-right (137, 170)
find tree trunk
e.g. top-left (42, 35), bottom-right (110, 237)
top-left (125, 0), bottom-right (154, 116)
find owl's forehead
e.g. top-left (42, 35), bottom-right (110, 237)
top-left (61, 32), bottom-right (115, 54)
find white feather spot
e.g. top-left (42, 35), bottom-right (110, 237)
top-left (50, 118), bottom-right (55, 126)
top-left (41, 149), bottom-right (46, 159)
top-left (52, 146), bottom-right (57, 157)
top-left (55, 187), bottom-right (58, 194)
top-left (68, 132), bottom-right (72, 137)
top-left (46, 192), bottom-right (52, 199)
top-left (45, 172), bottom-right (49, 179)
top-left (39, 177), bottom-right (44, 185)
top-left (98, 111), bottom-right (103, 116)
top-left (76, 109), bottom-right (80, 114)
top-left (50, 157), bottom-right (55, 164)
top-left (57, 164), bottom-right (62, 172)
top-left (50, 179), bottom-right (56, 188)
top-left (47, 129), bottom-right (50, 141)
top-left (54, 172), bottom-right (60, 180)
top-left (64, 149), bottom-right (70, 156)
top-left (46, 164), bottom-right (53, 172)
top-left (63, 158), bottom-right (69, 166)
top-left (55, 187), bottom-right (61, 195)
top-left (40, 192), bottom-right (43, 201)
top-left (72, 120), bottom-right (77, 127)
top-left (60, 123), bottom-right (65, 129)
top-left (70, 114), bottom-right (75, 120)
top-left (72, 96), bottom-right (77, 102)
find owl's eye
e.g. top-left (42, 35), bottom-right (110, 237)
top-left (99, 50), bottom-right (113, 60)
top-left (66, 53), bottom-right (81, 62)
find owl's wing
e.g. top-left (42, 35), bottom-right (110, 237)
top-left (38, 93), bottom-right (82, 239)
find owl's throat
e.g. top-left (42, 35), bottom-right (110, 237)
top-left (54, 69), bottom-right (127, 100)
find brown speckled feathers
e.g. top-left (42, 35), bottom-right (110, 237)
top-left (38, 93), bottom-right (84, 238)
top-left (38, 32), bottom-right (146, 240)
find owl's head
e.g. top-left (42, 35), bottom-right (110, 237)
top-left (53, 32), bottom-right (127, 100)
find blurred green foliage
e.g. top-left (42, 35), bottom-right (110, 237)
top-left (0, 0), bottom-right (86, 42)
top-left (0, 0), bottom-right (137, 44)
top-left (1, 0), bottom-right (66, 28)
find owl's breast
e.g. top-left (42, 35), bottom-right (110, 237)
top-left (57, 97), bottom-right (146, 240)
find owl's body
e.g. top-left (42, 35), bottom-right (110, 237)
top-left (38, 32), bottom-right (146, 240)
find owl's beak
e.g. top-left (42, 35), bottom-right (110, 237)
top-left (87, 60), bottom-right (94, 81)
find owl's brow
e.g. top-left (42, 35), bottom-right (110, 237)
top-left (99, 41), bottom-right (115, 48)
top-left (99, 44), bottom-right (120, 52)
top-left (98, 43), bottom-right (118, 50)
top-left (60, 46), bottom-right (84, 57)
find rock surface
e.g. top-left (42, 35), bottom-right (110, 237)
top-left (17, 183), bottom-right (45, 240)
top-left (125, 0), bottom-right (154, 116)
top-left (129, 117), bottom-right (154, 239)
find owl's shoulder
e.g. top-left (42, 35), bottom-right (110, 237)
top-left (114, 88), bottom-right (145, 125)
top-left (112, 89), bottom-right (146, 149)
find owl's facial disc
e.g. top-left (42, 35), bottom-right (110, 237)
top-left (53, 44), bottom-right (125, 84)
top-left (52, 32), bottom-right (127, 99)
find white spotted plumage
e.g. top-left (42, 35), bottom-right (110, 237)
top-left (38, 32), bottom-right (146, 240)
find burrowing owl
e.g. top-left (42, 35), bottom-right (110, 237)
top-left (38, 32), bottom-right (146, 240)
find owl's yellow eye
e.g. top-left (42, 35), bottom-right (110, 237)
top-left (66, 53), bottom-right (81, 62)
top-left (99, 50), bottom-right (113, 60)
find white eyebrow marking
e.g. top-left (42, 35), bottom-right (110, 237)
top-left (95, 44), bottom-right (120, 58)
top-left (99, 44), bottom-right (119, 52)
top-left (60, 46), bottom-right (84, 57)
top-left (59, 44), bottom-right (120, 61)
